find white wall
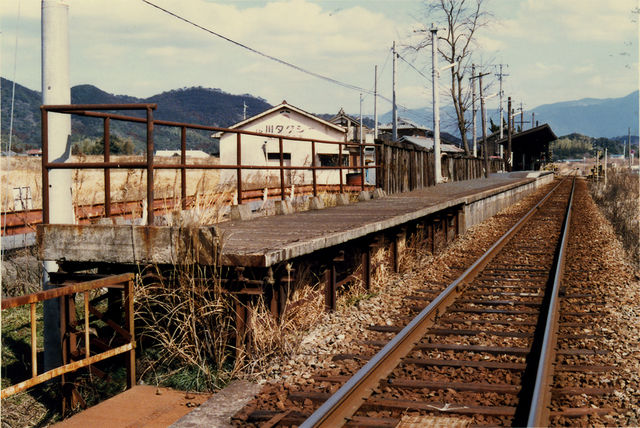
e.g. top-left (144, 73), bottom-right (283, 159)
top-left (220, 108), bottom-right (347, 189)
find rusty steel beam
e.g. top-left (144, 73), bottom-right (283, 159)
top-left (1, 273), bottom-right (134, 310)
top-left (300, 177), bottom-right (568, 428)
top-left (104, 117), bottom-right (112, 217)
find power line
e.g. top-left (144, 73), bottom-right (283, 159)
top-left (396, 52), bottom-right (431, 84)
top-left (141, 0), bottom-right (376, 95)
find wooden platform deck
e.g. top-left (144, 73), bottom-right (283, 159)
top-left (38, 172), bottom-right (552, 268)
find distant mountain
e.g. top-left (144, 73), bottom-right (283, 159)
top-left (379, 91), bottom-right (639, 142)
top-left (531, 91), bottom-right (639, 138)
top-left (1, 79), bottom-right (272, 153)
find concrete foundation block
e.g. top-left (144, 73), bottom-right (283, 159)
top-left (229, 204), bottom-right (253, 221)
top-left (275, 200), bottom-right (294, 215)
top-left (358, 191), bottom-right (371, 201)
top-left (336, 193), bottom-right (350, 206)
top-left (372, 188), bottom-right (386, 199)
top-left (309, 196), bottom-right (325, 210)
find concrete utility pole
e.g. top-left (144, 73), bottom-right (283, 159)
top-left (496, 64), bottom-right (509, 140)
top-left (479, 73), bottom-right (489, 178)
top-left (359, 93), bottom-right (363, 144)
top-left (374, 65), bottom-right (378, 139)
top-left (42, 0), bottom-right (74, 371)
top-left (520, 102), bottom-right (524, 131)
top-left (431, 24), bottom-right (442, 184)
top-left (392, 41), bottom-right (398, 142)
top-left (471, 64), bottom-right (477, 157)
top-left (507, 96), bottom-right (512, 171)
top-left (243, 102), bottom-right (247, 120)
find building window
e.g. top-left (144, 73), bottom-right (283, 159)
top-left (318, 154), bottom-right (348, 167)
top-left (267, 152), bottom-right (291, 160)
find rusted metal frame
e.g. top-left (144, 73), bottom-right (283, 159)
top-left (124, 279), bottom-right (135, 388)
top-left (181, 126), bottom-right (187, 210)
top-left (311, 141), bottom-right (317, 197)
top-left (146, 107), bottom-right (154, 225)
top-left (2, 273), bottom-right (134, 309)
top-left (525, 177), bottom-right (575, 427)
top-left (30, 303), bottom-right (37, 377)
top-left (338, 142), bottom-right (344, 193)
top-left (104, 117), bottom-right (111, 217)
top-left (279, 137), bottom-right (285, 200)
top-left (41, 108), bottom-right (50, 224)
top-left (300, 177), bottom-right (568, 428)
top-left (1, 343), bottom-right (134, 399)
top-left (237, 133), bottom-right (243, 204)
top-left (84, 292), bottom-right (90, 359)
top-left (44, 103), bottom-right (156, 112)
top-left (360, 142), bottom-right (365, 191)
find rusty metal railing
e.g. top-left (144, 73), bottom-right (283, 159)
top-left (41, 104), bottom-right (379, 226)
top-left (0, 273), bottom-right (135, 399)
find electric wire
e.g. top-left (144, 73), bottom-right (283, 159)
top-left (141, 0), bottom-right (376, 95)
top-left (140, 0), bottom-right (411, 112)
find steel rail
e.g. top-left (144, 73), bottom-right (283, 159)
top-left (524, 176), bottom-right (576, 426)
top-left (301, 177), bottom-right (568, 428)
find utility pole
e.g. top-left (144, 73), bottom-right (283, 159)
top-left (42, 0), bottom-right (73, 371)
top-left (243, 102), bottom-right (247, 120)
top-left (431, 24), bottom-right (442, 184)
top-left (392, 41), bottom-right (398, 142)
top-left (507, 96), bottom-right (512, 171)
top-left (374, 65), bottom-right (378, 139)
top-left (496, 64), bottom-right (509, 139)
top-left (359, 93), bottom-right (363, 144)
top-left (479, 73), bottom-right (489, 178)
top-left (471, 64), bottom-right (477, 157)
top-left (532, 112), bottom-right (535, 129)
top-left (520, 102), bottom-right (524, 132)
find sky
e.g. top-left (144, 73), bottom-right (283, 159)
top-left (1, 0), bottom-right (638, 122)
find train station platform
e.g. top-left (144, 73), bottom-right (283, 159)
top-left (38, 171), bottom-right (554, 269)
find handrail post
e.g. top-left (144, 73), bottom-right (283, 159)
top-left (236, 133), bottom-right (243, 204)
top-left (83, 292), bottom-right (90, 358)
top-left (339, 142), bottom-right (344, 193)
top-left (104, 117), bottom-right (111, 217)
top-left (279, 137), bottom-right (285, 200)
top-left (360, 142), bottom-right (365, 190)
top-left (30, 303), bottom-right (37, 377)
top-left (146, 107), bottom-right (154, 225)
top-left (124, 278), bottom-right (135, 389)
top-left (181, 126), bottom-right (187, 210)
top-left (311, 141), bottom-right (317, 197)
top-left (41, 107), bottom-right (50, 224)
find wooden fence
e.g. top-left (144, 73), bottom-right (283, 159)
top-left (376, 140), bottom-right (505, 195)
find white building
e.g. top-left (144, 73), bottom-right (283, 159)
top-left (217, 101), bottom-right (347, 188)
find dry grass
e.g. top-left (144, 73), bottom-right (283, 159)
top-left (0, 155), bottom-right (221, 212)
top-left (590, 169), bottom-right (640, 268)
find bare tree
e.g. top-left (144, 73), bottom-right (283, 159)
top-left (413, 0), bottom-right (491, 154)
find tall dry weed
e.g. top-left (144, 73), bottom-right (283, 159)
top-left (591, 170), bottom-right (640, 267)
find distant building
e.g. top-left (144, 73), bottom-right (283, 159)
top-left (26, 149), bottom-right (42, 157)
top-left (398, 136), bottom-right (465, 154)
top-left (379, 118), bottom-right (430, 140)
top-left (216, 101), bottom-right (347, 188)
top-left (329, 108), bottom-right (376, 185)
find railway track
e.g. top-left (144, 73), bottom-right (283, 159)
top-left (235, 177), bottom-right (619, 427)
